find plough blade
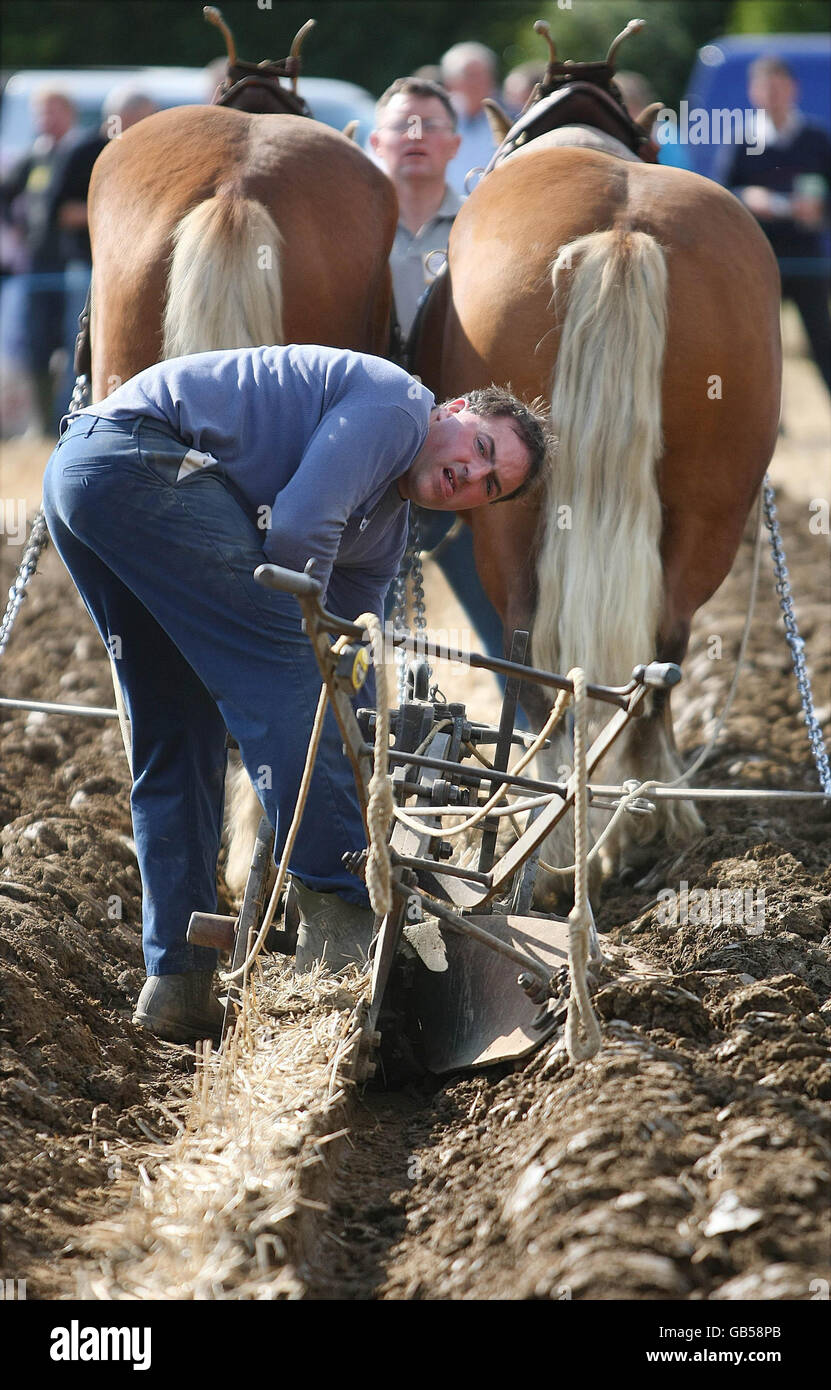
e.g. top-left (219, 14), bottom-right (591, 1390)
top-left (405, 914), bottom-right (571, 1074)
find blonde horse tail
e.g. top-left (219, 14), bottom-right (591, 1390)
top-left (533, 228), bottom-right (675, 875)
top-left (161, 192), bottom-right (284, 358)
top-left (160, 192), bottom-right (285, 898)
top-left (534, 226), bottom-right (667, 690)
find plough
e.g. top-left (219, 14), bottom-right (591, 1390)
top-left (188, 562), bottom-right (683, 1082)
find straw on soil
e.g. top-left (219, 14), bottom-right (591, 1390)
top-left (73, 958), bottom-right (369, 1299)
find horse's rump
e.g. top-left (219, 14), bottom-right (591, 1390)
top-left (87, 107), bottom-right (398, 392)
top-left (413, 145), bottom-right (781, 878)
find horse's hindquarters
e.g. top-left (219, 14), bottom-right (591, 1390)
top-left (420, 148), bottom-right (781, 880)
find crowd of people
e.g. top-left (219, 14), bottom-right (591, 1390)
top-left (0, 83), bottom-right (160, 435)
top-left (1, 40), bottom-right (829, 442)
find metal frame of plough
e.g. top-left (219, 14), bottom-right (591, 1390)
top-left (192, 562), bottom-right (682, 1084)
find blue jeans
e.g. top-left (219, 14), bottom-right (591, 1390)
top-left (42, 414), bottom-right (369, 976)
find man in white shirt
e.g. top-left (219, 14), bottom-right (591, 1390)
top-left (370, 77), bottom-right (463, 344)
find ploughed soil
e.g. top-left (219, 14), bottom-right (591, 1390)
top-left (0, 414), bottom-right (829, 1299)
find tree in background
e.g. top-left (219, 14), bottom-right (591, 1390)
top-left (728, 1), bottom-right (831, 33)
top-left (503, 2), bottom-right (733, 112)
top-left (0, 1), bottom-right (539, 91)
top-left (1, 0), bottom-right (826, 110)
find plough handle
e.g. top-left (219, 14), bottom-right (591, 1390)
top-left (635, 661), bottom-right (682, 689)
top-left (254, 562), bottom-right (322, 600)
top-left (253, 568), bottom-right (683, 702)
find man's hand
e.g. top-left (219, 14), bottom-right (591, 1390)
top-left (58, 199), bottom-right (89, 230)
top-left (740, 185), bottom-right (783, 220)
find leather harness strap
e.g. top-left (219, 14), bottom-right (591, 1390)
top-left (486, 68), bottom-right (652, 176)
top-left (212, 57), bottom-right (313, 118)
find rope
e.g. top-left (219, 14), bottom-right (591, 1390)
top-left (360, 612), bottom-right (394, 915)
top-left (563, 668), bottom-right (603, 1062)
top-left (220, 673), bottom-right (333, 985)
top-left (392, 688), bottom-right (572, 841)
top-left (223, 615), bottom-right (393, 989)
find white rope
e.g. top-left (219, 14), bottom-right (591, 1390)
top-left (220, 670), bottom-right (336, 985)
top-left (394, 790), bottom-right (557, 822)
top-left (564, 668), bottom-right (603, 1063)
top-left (392, 688), bottom-right (572, 842)
top-left (359, 612), bottom-right (394, 915)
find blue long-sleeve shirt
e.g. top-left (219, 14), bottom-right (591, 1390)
top-left (75, 344), bottom-right (434, 620)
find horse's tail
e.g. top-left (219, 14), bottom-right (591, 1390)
top-left (161, 192), bottom-right (284, 899)
top-left (161, 192), bottom-right (284, 358)
top-left (533, 227), bottom-right (667, 691)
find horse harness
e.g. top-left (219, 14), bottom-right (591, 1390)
top-left (71, 35), bottom-right (314, 387)
top-left (485, 61), bottom-right (658, 175)
top-left (210, 55), bottom-right (313, 119)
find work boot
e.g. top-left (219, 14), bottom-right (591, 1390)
top-left (292, 880), bottom-right (375, 974)
top-left (133, 971), bottom-right (224, 1045)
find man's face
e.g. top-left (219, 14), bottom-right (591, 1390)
top-left (749, 71), bottom-right (796, 124)
top-left (34, 94), bottom-right (75, 141)
top-left (400, 400), bottom-right (532, 511)
top-left (371, 94), bottom-right (461, 184)
top-left (445, 61), bottom-right (494, 116)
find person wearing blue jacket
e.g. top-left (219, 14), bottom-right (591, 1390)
top-left (42, 343), bottom-right (547, 1042)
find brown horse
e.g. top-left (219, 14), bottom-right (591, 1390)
top-left (84, 11), bottom-right (397, 891)
top-left (413, 20), bottom-right (781, 883)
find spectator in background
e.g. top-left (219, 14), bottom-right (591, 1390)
top-left (49, 86), bottom-right (158, 422)
top-left (413, 64), bottom-right (443, 85)
top-left (616, 70), bottom-right (690, 171)
top-left (370, 77), bottom-right (461, 343)
top-left (614, 70), bottom-right (655, 123)
top-left (614, 70), bottom-right (665, 168)
top-left (440, 42), bottom-right (498, 196)
top-left (722, 55), bottom-right (831, 396)
top-left (0, 87), bottom-right (77, 434)
top-left (502, 61), bottom-right (545, 119)
top-left (371, 75), bottom-right (506, 664)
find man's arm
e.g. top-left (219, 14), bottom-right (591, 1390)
top-left (0, 153), bottom-right (33, 220)
top-left (326, 562), bottom-right (398, 626)
top-left (262, 401), bottom-right (426, 596)
top-left (48, 136), bottom-right (103, 235)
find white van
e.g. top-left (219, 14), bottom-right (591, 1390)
top-left (0, 67), bottom-right (378, 434)
top-left (0, 67), bottom-right (378, 171)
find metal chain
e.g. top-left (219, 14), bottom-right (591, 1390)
top-left (390, 507), bottom-right (431, 704)
top-left (0, 375), bottom-right (89, 663)
top-left (0, 509), bottom-right (50, 660)
top-left (390, 540), bottom-right (411, 707)
top-left (763, 475), bottom-right (831, 794)
top-left (410, 509), bottom-right (428, 635)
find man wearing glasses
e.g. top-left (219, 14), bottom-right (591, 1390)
top-left (370, 77), bottom-right (463, 345)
